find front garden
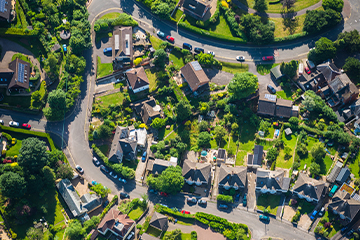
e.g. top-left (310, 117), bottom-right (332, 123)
top-left (314, 210), bottom-right (342, 238)
top-left (256, 193), bottom-right (281, 215)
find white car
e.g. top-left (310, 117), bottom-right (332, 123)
top-left (75, 165), bottom-right (84, 174)
top-left (198, 199), bottom-right (207, 205)
top-left (93, 157), bottom-right (100, 166)
top-left (187, 197), bottom-right (197, 203)
top-left (109, 172), bottom-right (117, 179)
top-left (0, 120), bottom-right (3, 125)
top-left (207, 51), bottom-right (215, 56)
top-left (236, 56), bottom-right (245, 61)
top-left (9, 121), bottom-right (19, 127)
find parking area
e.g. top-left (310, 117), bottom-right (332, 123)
top-left (203, 68), bottom-right (234, 86)
top-left (95, 37), bottom-right (113, 64)
top-left (247, 172), bottom-right (256, 210)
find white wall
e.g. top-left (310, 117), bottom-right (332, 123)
top-left (133, 84), bottom-right (149, 93)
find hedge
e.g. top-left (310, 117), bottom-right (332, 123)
top-left (274, 32), bottom-right (307, 43)
top-left (216, 194), bottom-right (233, 203)
top-left (0, 28), bottom-right (36, 36)
top-left (100, 195), bottom-right (118, 219)
top-left (156, 204), bottom-right (195, 219)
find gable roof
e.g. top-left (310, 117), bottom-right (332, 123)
top-left (336, 167), bottom-right (351, 184)
top-left (317, 62), bottom-right (341, 82)
top-left (328, 190), bottom-right (360, 221)
top-left (180, 61), bottom-right (209, 92)
top-left (151, 159), bottom-right (177, 175)
top-left (8, 58), bottom-right (30, 89)
top-left (293, 173), bottom-right (326, 201)
top-left (182, 160), bottom-right (211, 185)
top-left (126, 67), bottom-right (149, 90)
top-left (270, 65), bottom-right (284, 80)
top-left (276, 98), bottom-right (293, 118)
top-left (0, 0), bottom-right (11, 21)
top-left (182, 0), bottom-right (210, 19)
top-left (248, 145), bottom-right (263, 167)
top-left (218, 165), bottom-right (247, 189)
top-left (134, 97), bottom-right (162, 125)
top-left (117, 26), bottom-right (133, 57)
top-left (257, 94), bottom-right (276, 116)
top-left (217, 148), bottom-right (226, 160)
top-left (327, 161), bottom-right (343, 183)
top-left (97, 207), bottom-right (135, 237)
top-left (256, 169), bottom-right (290, 192)
top-left (149, 212), bottom-right (168, 231)
top-left (109, 126), bottom-right (137, 162)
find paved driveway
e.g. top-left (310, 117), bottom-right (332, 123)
top-left (247, 172), bottom-right (257, 210)
top-left (95, 37), bottom-right (113, 64)
top-left (203, 68), bottom-right (234, 86)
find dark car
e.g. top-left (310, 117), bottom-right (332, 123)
top-left (100, 165), bottom-right (109, 173)
top-left (259, 214), bottom-right (270, 221)
top-left (267, 85), bottom-right (276, 94)
top-left (347, 229), bottom-right (354, 237)
top-left (194, 47), bottom-right (204, 53)
top-left (183, 43), bottom-right (192, 50)
top-left (262, 56), bottom-right (274, 61)
top-left (243, 194), bottom-right (247, 207)
top-left (235, 194), bottom-right (240, 202)
top-left (219, 204), bottom-right (228, 209)
top-left (141, 152), bottom-right (147, 162)
top-left (120, 192), bottom-right (130, 199)
top-left (166, 36), bottom-right (174, 43)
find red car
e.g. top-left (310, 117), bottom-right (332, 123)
top-left (181, 210), bottom-right (190, 214)
top-left (305, 67), bottom-right (311, 74)
top-left (160, 192), bottom-right (168, 197)
top-left (166, 36), bottom-right (174, 43)
top-left (22, 123), bottom-right (31, 129)
top-left (262, 56), bottom-right (274, 61)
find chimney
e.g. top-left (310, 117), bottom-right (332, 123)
top-left (231, 171), bottom-right (234, 176)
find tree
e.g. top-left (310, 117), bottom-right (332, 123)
top-left (309, 162), bottom-right (321, 175)
top-left (302, 95), bottom-right (316, 111)
top-left (43, 89), bottom-right (66, 120)
top-left (198, 102), bottom-right (210, 114)
top-left (214, 126), bottom-right (227, 143)
top-left (18, 138), bottom-right (49, 173)
top-left (322, 0), bottom-right (344, 12)
top-left (153, 2), bottom-right (171, 19)
top-left (42, 166), bottom-right (56, 190)
top-left (282, 0), bottom-right (296, 10)
top-left (151, 118), bottom-right (166, 129)
top-left (289, 117), bottom-right (300, 129)
top-left (231, 122), bottom-right (239, 133)
top-left (228, 72), bottom-right (258, 100)
top-left (31, 91), bottom-right (42, 105)
top-left (336, 30), bottom-right (360, 53)
top-left (0, 172), bottom-right (26, 199)
top-left (343, 57), bottom-right (360, 83)
top-left (310, 142), bottom-right (326, 163)
top-left (66, 220), bottom-right (85, 240)
top-left (163, 229), bottom-right (182, 240)
top-left (308, 37), bottom-right (337, 64)
top-left (175, 100), bottom-right (192, 122)
top-left (90, 183), bottom-right (111, 198)
top-left (96, 124), bottom-right (112, 139)
top-left (303, 9), bottom-right (341, 35)
top-left (83, 216), bottom-right (101, 232)
top-left (56, 163), bottom-right (74, 179)
top-left (254, 0), bottom-right (268, 12)
top-left (198, 121), bottom-right (209, 132)
top-left (45, 53), bottom-right (58, 73)
top-left (133, 57), bottom-right (142, 66)
top-left (266, 147), bottom-right (279, 162)
top-left (146, 166), bottom-right (184, 194)
top-left (197, 132), bottom-right (211, 147)
top-left (68, 54), bottom-right (86, 74)
top-left (280, 60), bottom-right (298, 79)
top-left (26, 227), bottom-right (43, 240)
top-left (153, 49), bottom-right (167, 68)
top-left (197, 53), bottom-right (216, 67)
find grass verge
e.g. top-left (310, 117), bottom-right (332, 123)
top-left (97, 56), bottom-right (113, 79)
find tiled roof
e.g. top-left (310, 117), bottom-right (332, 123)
top-left (8, 58), bottom-right (30, 89)
top-left (256, 169), bottom-right (290, 191)
top-left (293, 173), bottom-right (326, 201)
top-left (151, 159), bottom-right (177, 175)
top-left (328, 190), bottom-right (360, 221)
top-left (180, 61), bottom-right (209, 92)
top-left (182, 0), bottom-right (210, 18)
top-left (149, 212), bottom-right (168, 230)
top-left (97, 208), bottom-right (135, 237)
top-left (182, 160), bottom-right (211, 185)
top-left (126, 67), bottom-right (149, 90)
top-left (218, 165), bottom-right (247, 189)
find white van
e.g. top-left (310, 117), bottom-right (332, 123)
top-left (298, 63), bottom-right (304, 75)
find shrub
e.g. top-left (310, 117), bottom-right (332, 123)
top-left (216, 194), bottom-right (233, 203)
top-left (100, 195), bottom-right (118, 219)
top-left (191, 231), bottom-right (197, 240)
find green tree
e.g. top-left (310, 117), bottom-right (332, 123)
top-left (68, 54), bottom-right (86, 74)
top-left (214, 126), bottom-right (227, 143)
top-left (65, 220), bottom-right (85, 240)
top-left (42, 166), bottom-right (56, 190)
top-left (31, 91), bottom-right (42, 105)
top-left (0, 172), bottom-right (26, 199)
top-left (289, 117), bottom-right (300, 129)
top-left (26, 227), bottom-right (43, 240)
top-left (153, 49), bottom-right (167, 68)
top-left (343, 57), bottom-right (360, 83)
top-left (56, 163), bottom-right (74, 179)
top-left (309, 162), bottom-right (321, 175)
top-left (43, 89), bottom-right (66, 120)
top-left (308, 37), bottom-right (337, 64)
top-left (153, 2), bottom-right (171, 19)
top-left (90, 183), bottom-right (111, 198)
top-left (146, 166), bottom-right (184, 194)
top-left (198, 102), bottom-right (210, 114)
top-left (175, 100), bottom-right (192, 122)
top-left (267, 147), bottom-right (279, 162)
top-left (254, 0), bottom-right (268, 12)
top-left (197, 132), bottom-right (211, 147)
top-left (197, 53), bottom-right (216, 67)
top-left (18, 138), bottom-right (49, 173)
top-left (231, 122), bottom-right (239, 133)
top-left (302, 95), bottom-right (316, 111)
top-left (45, 53), bottom-right (58, 73)
top-left (176, 142), bottom-right (187, 155)
top-left (151, 118), bottom-right (166, 129)
top-left (280, 60), bottom-right (298, 79)
top-left (96, 124), bottom-right (112, 139)
top-left (303, 9), bottom-right (341, 35)
top-left (322, 0), bottom-right (344, 12)
top-left (310, 142), bottom-right (326, 163)
top-left (198, 121), bottom-right (209, 132)
top-left (163, 229), bottom-right (182, 240)
top-left (336, 30), bottom-right (360, 53)
top-left (228, 72), bottom-right (258, 100)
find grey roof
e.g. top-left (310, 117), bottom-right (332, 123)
top-left (182, 0), bottom-right (210, 19)
top-left (275, 98), bottom-right (293, 118)
top-left (293, 173), bottom-right (326, 201)
top-left (257, 94), bottom-right (276, 116)
top-left (256, 169), bottom-right (290, 192)
top-left (336, 167), bottom-right (351, 184)
top-left (0, 0), bottom-right (11, 21)
top-left (151, 159), bottom-right (177, 175)
top-left (327, 161), bottom-right (343, 183)
top-left (218, 165), bottom-right (247, 189)
top-left (182, 160), bottom-right (211, 185)
top-left (317, 62), bottom-right (341, 82)
top-left (133, 97), bottom-right (162, 125)
top-left (108, 126), bottom-right (137, 163)
top-left (149, 212), bottom-right (168, 231)
top-left (270, 65), bottom-right (284, 80)
top-left (217, 148), bottom-right (226, 160)
top-left (248, 145), bottom-right (263, 167)
top-left (328, 190), bottom-right (360, 221)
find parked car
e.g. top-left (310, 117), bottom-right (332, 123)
top-left (63, 44), bottom-right (67, 52)
top-left (306, 59), bottom-right (316, 69)
top-left (194, 47), bottom-right (204, 53)
top-left (166, 36), bottom-right (174, 42)
top-left (149, 189), bottom-right (158, 194)
top-left (259, 214), bottom-right (270, 221)
top-left (187, 197), bottom-right (197, 203)
top-left (262, 56), bottom-right (274, 61)
top-left (347, 229), bottom-right (354, 237)
top-left (181, 210), bottom-right (190, 214)
top-left (127, 232), bottom-right (135, 240)
top-left (22, 123), bottom-right (31, 129)
top-left (0, 120), bottom-right (3, 125)
top-left (235, 194), bottom-right (240, 202)
top-left (183, 43), bottom-right (192, 50)
top-left (93, 157), bottom-right (100, 166)
top-left (310, 210), bottom-right (318, 220)
top-left (243, 193), bottom-right (247, 207)
top-left (109, 172), bottom-right (118, 179)
top-left (341, 226), bottom-right (348, 233)
top-left (160, 192), bottom-right (168, 197)
top-left (319, 207), bottom-right (325, 217)
top-left (236, 55), bottom-right (245, 61)
top-left (120, 192), bottom-right (130, 199)
top-left (100, 165), bottom-right (109, 173)
top-left (207, 51), bottom-right (215, 56)
top-left (219, 204), bottom-right (228, 209)
top-left (305, 66), bottom-right (311, 74)
top-left (198, 199), bottom-right (207, 205)
top-left (91, 181), bottom-right (98, 185)
top-left (267, 85), bottom-right (276, 94)
top-left (75, 165), bottom-right (84, 174)
top-left (9, 121), bottom-right (19, 127)
top-left (157, 30), bottom-right (165, 38)
top-left (141, 152), bottom-right (147, 162)
top-left (119, 177), bottom-right (127, 184)
top-left (103, 47), bottom-right (112, 53)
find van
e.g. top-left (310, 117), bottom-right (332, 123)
top-left (298, 63), bottom-right (304, 75)
top-left (183, 43), bottom-right (192, 50)
top-left (306, 59), bottom-right (316, 69)
top-left (194, 47), bottom-right (204, 53)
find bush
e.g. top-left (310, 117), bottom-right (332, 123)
top-left (216, 194), bottom-right (233, 203)
top-left (100, 195), bottom-right (118, 219)
top-left (156, 204), bottom-right (195, 219)
top-left (191, 231), bottom-right (197, 240)
top-left (291, 210), bottom-right (301, 223)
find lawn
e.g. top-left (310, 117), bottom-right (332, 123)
top-left (298, 199), bottom-right (315, 215)
top-left (240, 0), bottom-right (320, 13)
top-left (282, 131), bottom-right (297, 149)
top-left (128, 206), bottom-right (145, 221)
top-left (181, 233), bottom-right (192, 240)
top-left (349, 154), bottom-right (360, 178)
top-left (276, 148), bottom-right (294, 169)
top-left (98, 144), bottom-right (109, 156)
top-left (220, 61), bottom-right (249, 74)
top-left (257, 139), bottom-right (274, 150)
top-left (236, 150), bottom-right (247, 166)
top-left (169, 49), bottom-right (185, 68)
top-left (100, 12), bottom-right (121, 19)
top-left (256, 63), bottom-right (279, 75)
top-left (276, 89), bottom-right (293, 101)
top-left (147, 226), bottom-right (162, 237)
top-left (256, 193), bottom-right (281, 215)
top-left (145, 68), bottom-right (158, 92)
top-left (97, 56), bottom-right (113, 79)
top-left (271, 14), bottom-right (306, 38)
top-left (225, 134), bottom-right (238, 156)
top-left (320, 155), bottom-right (333, 176)
top-left (172, 9), bottom-right (183, 22)
top-left (150, 35), bottom-right (163, 50)
top-left (6, 138), bottom-right (22, 157)
top-left (158, 125), bottom-right (175, 140)
top-left (98, 91), bottom-right (124, 108)
top-left (316, 210), bottom-right (342, 238)
top-left (265, 126), bottom-right (275, 139)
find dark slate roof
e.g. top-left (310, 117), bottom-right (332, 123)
top-left (275, 98), bottom-right (293, 118)
top-left (248, 145), bottom-right (263, 167)
top-left (180, 61), bottom-right (209, 92)
top-left (151, 159), bottom-right (177, 175)
top-left (257, 94), bottom-right (276, 116)
top-left (8, 58), bottom-right (30, 89)
top-left (317, 62), bottom-right (341, 82)
top-left (0, 0), bottom-right (11, 21)
top-left (134, 97), bottom-right (162, 125)
top-left (293, 173), bottom-right (326, 201)
top-left (57, 179), bottom-right (85, 217)
top-left (218, 165), bottom-right (247, 189)
top-left (182, 0), bottom-right (210, 18)
top-left (327, 161), bottom-right (343, 183)
top-left (336, 167), bottom-right (351, 184)
top-left (296, 68), bottom-right (324, 91)
top-left (270, 65), bottom-right (283, 80)
top-left (256, 169), bottom-right (290, 191)
top-left (217, 148), bottom-right (226, 160)
top-left (182, 160), bottom-right (211, 185)
top-left (328, 190), bottom-right (360, 221)
top-left (0, 68), bottom-right (13, 85)
top-left (108, 126), bottom-right (137, 162)
top-left (149, 212), bottom-right (168, 231)
top-left (119, 139), bottom-right (137, 159)
top-left (126, 67), bottom-right (149, 91)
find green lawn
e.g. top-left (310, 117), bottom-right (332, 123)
top-left (220, 61), bottom-right (249, 74)
top-left (298, 199), bottom-right (315, 215)
top-left (349, 154), bottom-right (360, 178)
top-left (6, 139), bottom-right (22, 157)
top-left (158, 125), bottom-right (175, 140)
top-left (150, 35), bottom-right (163, 50)
top-left (282, 131), bottom-right (297, 149)
top-left (320, 155), bottom-right (333, 175)
top-left (147, 226), bottom-right (162, 237)
top-left (276, 148), bottom-right (294, 169)
top-left (265, 126), bottom-right (275, 139)
top-left (98, 91), bottom-right (124, 107)
top-left (257, 139), bottom-right (274, 150)
top-left (98, 144), bottom-right (109, 156)
top-left (276, 90), bottom-right (293, 101)
top-left (256, 63), bottom-right (279, 75)
top-left (128, 206), bottom-right (145, 221)
top-left (97, 56), bottom-right (113, 79)
top-left (236, 150), bottom-right (247, 166)
top-left (145, 68), bottom-right (158, 92)
top-left (169, 49), bottom-right (185, 68)
top-left (225, 134), bottom-right (238, 156)
top-left (54, 222), bottom-right (66, 240)
top-left (181, 233), bottom-right (192, 240)
top-left (271, 14), bottom-right (306, 38)
top-left (241, 0), bottom-right (320, 13)
top-left (100, 12), bottom-right (121, 19)
top-left (257, 193), bottom-right (281, 215)
top-left (172, 9), bottom-right (183, 22)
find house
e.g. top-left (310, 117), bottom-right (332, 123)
top-left (247, 145), bottom-right (264, 168)
top-left (257, 94), bottom-right (276, 116)
top-left (216, 148), bottom-right (226, 165)
top-left (0, 0), bottom-right (12, 22)
top-left (147, 159), bottom-right (177, 175)
top-left (180, 61), bottom-right (210, 92)
top-left (336, 167), bottom-right (351, 185)
top-left (182, 160), bottom-right (211, 186)
top-left (218, 165), bottom-right (247, 191)
top-left (327, 161), bottom-right (343, 183)
top-left (108, 126), bottom-right (137, 163)
top-left (336, 99), bottom-right (360, 122)
top-left (292, 173), bottom-right (327, 202)
top-left (328, 188), bottom-right (360, 224)
top-left (133, 97), bottom-right (162, 125)
top-left (255, 169), bottom-right (290, 194)
top-left (276, 98), bottom-right (294, 118)
top-left (56, 179), bottom-right (101, 218)
top-left (326, 74), bottom-right (359, 107)
top-left (129, 127), bottom-right (147, 148)
top-left (91, 207), bottom-right (135, 240)
top-left (126, 67), bottom-right (149, 93)
top-left (257, 94), bottom-right (297, 118)
top-left (270, 65), bottom-right (284, 80)
top-left (0, 58), bottom-right (30, 91)
top-left (149, 212), bottom-right (168, 232)
top-left (113, 26), bottom-right (133, 59)
top-left (182, 0), bottom-right (211, 20)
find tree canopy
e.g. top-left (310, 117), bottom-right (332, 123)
top-left (241, 14), bottom-right (274, 44)
top-left (308, 37), bottom-right (337, 64)
top-left (197, 132), bottom-right (211, 147)
top-left (65, 220), bottom-right (84, 240)
top-left (151, 118), bottom-right (167, 129)
top-left (43, 89), bottom-right (67, 121)
top-left (322, 0), bottom-right (344, 12)
top-left (303, 9), bottom-right (342, 34)
top-left (254, 0), bottom-right (268, 12)
top-left (18, 138), bottom-right (49, 174)
top-left (153, 49), bottom-right (167, 68)
top-left (175, 100), bottom-right (192, 122)
top-left (214, 126), bottom-right (227, 143)
top-left (227, 72), bottom-right (258, 100)
top-left (280, 60), bottom-right (298, 79)
top-left (310, 142), bottom-right (326, 163)
top-left (336, 30), bottom-right (360, 53)
top-left (343, 57), bottom-right (360, 83)
top-left (0, 172), bottom-right (26, 199)
top-left (309, 162), bottom-right (321, 175)
top-left (146, 166), bottom-right (184, 194)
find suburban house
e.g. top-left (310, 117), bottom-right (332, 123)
top-left (328, 187), bottom-right (360, 224)
top-left (216, 148), bottom-right (226, 165)
top-left (336, 99), bottom-right (360, 123)
top-left (147, 158), bottom-right (177, 175)
top-left (336, 167), bottom-right (351, 185)
top-left (91, 208), bottom-right (135, 240)
top-left (108, 126), bottom-right (137, 163)
top-left (257, 94), bottom-right (298, 118)
top-left (255, 169), bottom-right (290, 194)
top-left (126, 67), bottom-right (149, 93)
top-left (56, 179), bottom-right (101, 219)
top-left (0, 0), bottom-right (12, 22)
top-left (182, 160), bottom-right (211, 187)
top-left (180, 61), bottom-right (210, 93)
top-left (113, 26), bottom-right (133, 59)
top-left (149, 212), bottom-right (168, 232)
top-left (327, 161), bottom-right (343, 183)
top-left (132, 97), bottom-right (163, 126)
top-left (182, 0), bottom-right (211, 20)
top-left (247, 145), bottom-right (264, 168)
top-left (270, 65), bottom-right (284, 81)
top-left (292, 173), bottom-right (327, 202)
top-left (218, 165), bottom-right (247, 191)
top-left (129, 127), bottom-right (147, 148)
top-left (0, 58), bottom-right (30, 91)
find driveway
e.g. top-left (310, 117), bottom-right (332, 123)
top-left (247, 172), bottom-right (256, 210)
top-left (203, 68), bottom-right (234, 86)
top-left (135, 134), bottom-right (152, 182)
top-left (95, 37), bottom-right (113, 64)
top-left (248, 62), bottom-right (281, 94)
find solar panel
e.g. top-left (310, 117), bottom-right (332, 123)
top-left (264, 94), bottom-right (276, 101)
top-left (0, 0), bottom-right (6, 13)
top-left (17, 63), bottom-right (25, 83)
top-left (191, 61), bottom-right (202, 71)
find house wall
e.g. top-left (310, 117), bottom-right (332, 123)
top-left (133, 85), bottom-right (149, 93)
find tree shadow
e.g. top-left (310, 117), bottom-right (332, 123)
top-left (281, 8), bottom-right (299, 35)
